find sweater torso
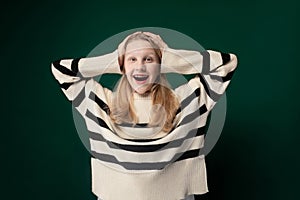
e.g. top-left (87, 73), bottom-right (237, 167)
top-left (51, 47), bottom-right (238, 200)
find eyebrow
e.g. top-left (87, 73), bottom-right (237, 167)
top-left (125, 53), bottom-right (156, 57)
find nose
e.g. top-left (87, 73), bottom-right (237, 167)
top-left (135, 60), bottom-right (146, 71)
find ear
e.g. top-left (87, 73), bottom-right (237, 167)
top-left (118, 54), bottom-right (124, 72)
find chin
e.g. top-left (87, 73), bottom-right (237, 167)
top-left (135, 85), bottom-right (152, 95)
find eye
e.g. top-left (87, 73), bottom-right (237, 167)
top-left (144, 57), bottom-right (153, 62)
top-left (128, 57), bottom-right (136, 62)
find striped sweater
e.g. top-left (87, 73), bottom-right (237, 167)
top-left (51, 47), bottom-right (238, 200)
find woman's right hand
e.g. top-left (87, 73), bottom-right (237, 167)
top-left (118, 31), bottom-right (168, 55)
top-left (118, 31), bottom-right (142, 55)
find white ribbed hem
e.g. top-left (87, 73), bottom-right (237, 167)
top-left (91, 156), bottom-right (208, 200)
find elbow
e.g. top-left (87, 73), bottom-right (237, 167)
top-left (229, 53), bottom-right (238, 70)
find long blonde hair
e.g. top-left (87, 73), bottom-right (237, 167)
top-left (110, 33), bottom-right (180, 133)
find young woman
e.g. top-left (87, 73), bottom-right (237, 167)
top-left (51, 31), bottom-right (238, 200)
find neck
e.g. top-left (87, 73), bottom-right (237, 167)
top-left (133, 91), bottom-right (152, 100)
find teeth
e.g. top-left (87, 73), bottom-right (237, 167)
top-left (133, 75), bottom-right (148, 81)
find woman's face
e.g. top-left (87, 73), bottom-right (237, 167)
top-left (124, 39), bottom-right (161, 94)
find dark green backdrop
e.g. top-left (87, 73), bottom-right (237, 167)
top-left (2, 0), bottom-right (299, 199)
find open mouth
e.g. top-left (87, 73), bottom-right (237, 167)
top-left (133, 75), bottom-right (149, 82)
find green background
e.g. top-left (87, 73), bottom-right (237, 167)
top-left (2, 0), bottom-right (299, 199)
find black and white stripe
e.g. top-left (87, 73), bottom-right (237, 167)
top-left (51, 48), bottom-right (237, 172)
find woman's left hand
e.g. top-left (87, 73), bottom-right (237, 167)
top-left (142, 32), bottom-right (168, 50)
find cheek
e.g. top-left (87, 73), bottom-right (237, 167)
top-left (123, 64), bottom-right (133, 81)
top-left (149, 65), bottom-right (160, 76)
top-left (123, 63), bottom-right (132, 74)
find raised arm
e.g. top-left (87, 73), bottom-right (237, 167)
top-left (51, 50), bottom-right (122, 118)
top-left (163, 47), bottom-right (238, 112)
top-left (51, 50), bottom-right (121, 101)
top-left (161, 47), bottom-right (237, 75)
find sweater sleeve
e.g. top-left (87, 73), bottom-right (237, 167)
top-left (51, 50), bottom-right (121, 115)
top-left (163, 47), bottom-right (238, 111)
top-left (161, 47), bottom-right (237, 75)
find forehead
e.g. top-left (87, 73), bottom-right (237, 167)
top-left (125, 40), bottom-right (156, 55)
